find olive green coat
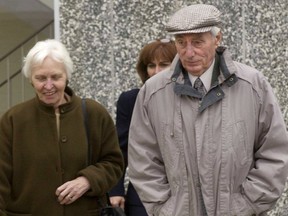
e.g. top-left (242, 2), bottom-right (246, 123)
top-left (0, 87), bottom-right (124, 216)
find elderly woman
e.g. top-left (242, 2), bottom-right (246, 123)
top-left (0, 39), bottom-right (124, 216)
top-left (109, 38), bottom-right (177, 216)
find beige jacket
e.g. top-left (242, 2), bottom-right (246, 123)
top-left (128, 48), bottom-right (288, 216)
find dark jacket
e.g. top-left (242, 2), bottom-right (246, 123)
top-left (109, 88), bottom-right (147, 215)
top-left (0, 87), bottom-right (124, 216)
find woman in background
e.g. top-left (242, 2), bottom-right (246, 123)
top-left (109, 38), bottom-right (177, 216)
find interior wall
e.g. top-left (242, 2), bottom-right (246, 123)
top-left (38, 0), bottom-right (53, 9)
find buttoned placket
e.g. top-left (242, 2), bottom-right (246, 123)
top-left (192, 79), bottom-right (209, 215)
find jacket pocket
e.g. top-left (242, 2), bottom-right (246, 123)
top-left (228, 121), bottom-right (254, 192)
top-left (230, 193), bottom-right (255, 216)
top-left (154, 195), bottom-right (176, 216)
top-left (230, 121), bottom-right (251, 166)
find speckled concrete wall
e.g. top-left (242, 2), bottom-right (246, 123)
top-left (59, 0), bottom-right (288, 214)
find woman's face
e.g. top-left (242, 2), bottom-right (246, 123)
top-left (31, 57), bottom-right (67, 109)
top-left (147, 59), bottom-right (171, 77)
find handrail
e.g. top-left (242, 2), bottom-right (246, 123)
top-left (0, 20), bottom-right (54, 62)
top-left (0, 69), bottom-right (21, 88)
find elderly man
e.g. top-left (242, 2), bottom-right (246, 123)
top-left (128, 4), bottom-right (288, 216)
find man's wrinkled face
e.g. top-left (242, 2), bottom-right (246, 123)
top-left (175, 31), bottom-right (221, 76)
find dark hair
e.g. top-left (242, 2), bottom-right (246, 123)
top-left (136, 39), bottom-right (177, 83)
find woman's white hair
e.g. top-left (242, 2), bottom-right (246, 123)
top-left (22, 39), bottom-right (73, 80)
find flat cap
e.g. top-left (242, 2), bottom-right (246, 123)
top-left (166, 4), bottom-right (222, 34)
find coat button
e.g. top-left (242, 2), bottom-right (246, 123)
top-left (61, 136), bottom-right (67, 143)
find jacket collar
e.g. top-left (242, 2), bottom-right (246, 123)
top-left (215, 46), bottom-right (238, 87)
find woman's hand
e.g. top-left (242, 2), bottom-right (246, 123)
top-left (55, 176), bottom-right (90, 205)
top-left (109, 196), bottom-right (125, 209)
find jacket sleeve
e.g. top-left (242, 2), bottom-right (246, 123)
top-left (128, 85), bottom-right (170, 215)
top-left (241, 76), bottom-right (288, 214)
top-left (78, 99), bottom-right (124, 197)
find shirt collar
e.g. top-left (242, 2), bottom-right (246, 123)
top-left (188, 59), bottom-right (215, 91)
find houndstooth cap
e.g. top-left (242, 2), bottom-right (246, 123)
top-left (166, 4), bottom-right (222, 35)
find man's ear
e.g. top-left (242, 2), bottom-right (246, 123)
top-left (216, 31), bottom-right (222, 46)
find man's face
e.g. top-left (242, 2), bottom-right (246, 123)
top-left (175, 31), bottom-right (221, 76)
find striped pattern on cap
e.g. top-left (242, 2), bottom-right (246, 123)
top-left (166, 4), bottom-right (222, 35)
